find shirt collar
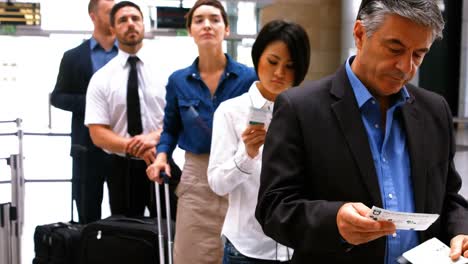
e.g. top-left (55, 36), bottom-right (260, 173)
top-left (89, 37), bottom-right (118, 51)
top-left (249, 82), bottom-right (274, 110)
top-left (90, 38), bottom-right (98, 50)
top-left (116, 45), bottom-right (148, 68)
top-left (187, 53), bottom-right (243, 79)
top-left (345, 56), bottom-right (410, 108)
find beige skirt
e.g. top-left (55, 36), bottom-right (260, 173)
top-left (173, 152), bottom-right (228, 264)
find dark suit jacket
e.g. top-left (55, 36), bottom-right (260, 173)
top-left (255, 64), bottom-right (468, 263)
top-left (51, 39), bottom-right (94, 156)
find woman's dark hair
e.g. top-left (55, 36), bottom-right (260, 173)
top-left (252, 20), bottom-right (311, 86)
top-left (110, 1), bottom-right (143, 27)
top-left (185, 0), bottom-right (228, 29)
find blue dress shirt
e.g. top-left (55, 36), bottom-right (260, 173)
top-left (157, 54), bottom-right (257, 156)
top-left (89, 37), bottom-right (118, 73)
top-left (345, 57), bottom-right (419, 264)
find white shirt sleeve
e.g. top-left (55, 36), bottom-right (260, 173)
top-left (84, 73), bottom-right (110, 126)
top-left (208, 102), bottom-right (257, 196)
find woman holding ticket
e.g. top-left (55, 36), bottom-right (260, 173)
top-left (208, 20), bottom-right (310, 263)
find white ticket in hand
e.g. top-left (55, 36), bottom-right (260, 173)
top-left (402, 237), bottom-right (468, 264)
top-left (247, 107), bottom-right (271, 126)
top-left (366, 206), bottom-right (439, 231)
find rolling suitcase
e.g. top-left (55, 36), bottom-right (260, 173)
top-left (32, 222), bottom-right (83, 264)
top-left (79, 172), bottom-right (174, 264)
top-left (32, 186), bottom-right (83, 264)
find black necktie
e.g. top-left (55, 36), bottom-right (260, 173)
top-left (127, 56), bottom-right (143, 136)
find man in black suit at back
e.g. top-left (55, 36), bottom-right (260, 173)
top-left (51, 0), bottom-right (117, 224)
top-left (255, 0), bottom-right (468, 263)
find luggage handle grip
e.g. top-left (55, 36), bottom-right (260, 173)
top-left (160, 171), bottom-right (170, 184)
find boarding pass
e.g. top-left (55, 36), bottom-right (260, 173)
top-left (366, 206), bottom-right (439, 231)
top-left (402, 237), bottom-right (468, 264)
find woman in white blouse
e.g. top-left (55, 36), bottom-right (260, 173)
top-left (207, 20), bottom-right (311, 264)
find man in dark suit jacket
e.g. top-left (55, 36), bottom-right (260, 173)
top-left (255, 0), bottom-right (468, 263)
top-left (50, 0), bottom-right (117, 224)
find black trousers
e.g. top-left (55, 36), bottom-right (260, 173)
top-left (108, 155), bottom-right (180, 220)
top-left (72, 146), bottom-right (111, 224)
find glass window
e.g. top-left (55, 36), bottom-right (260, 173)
top-left (0, 161), bottom-right (11, 203)
top-left (0, 34), bottom-right (84, 132)
top-left (39, 0), bottom-right (92, 31)
top-left (237, 1), bottom-right (257, 35)
top-left (237, 38), bottom-right (255, 67)
top-left (0, 184), bottom-right (11, 204)
top-left (22, 182), bottom-right (73, 262)
top-left (22, 136), bottom-right (71, 180)
top-left (154, 0), bottom-right (198, 8)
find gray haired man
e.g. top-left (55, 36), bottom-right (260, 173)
top-left (255, 0), bottom-right (468, 263)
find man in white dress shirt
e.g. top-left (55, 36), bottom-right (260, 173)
top-left (85, 1), bottom-right (178, 217)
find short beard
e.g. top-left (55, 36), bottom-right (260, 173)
top-left (119, 35), bottom-right (143, 47)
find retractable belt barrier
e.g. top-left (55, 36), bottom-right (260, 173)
top-left (0, 118), bottom-right (24, 264)
top-left (0, 118), bottom-right (70, 264)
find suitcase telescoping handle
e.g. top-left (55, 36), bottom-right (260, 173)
top-left (155, 171), bottom-right (173, 264)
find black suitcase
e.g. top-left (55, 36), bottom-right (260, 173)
top-left (79, 215), bottom-right (174, 264)
top-left (33, 176), bottom-right (83, 264)
top-left (32, 222), bottom-right (83, 264)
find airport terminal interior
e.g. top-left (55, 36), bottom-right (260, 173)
top-left (1, 0), bottom-right (468, 263)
